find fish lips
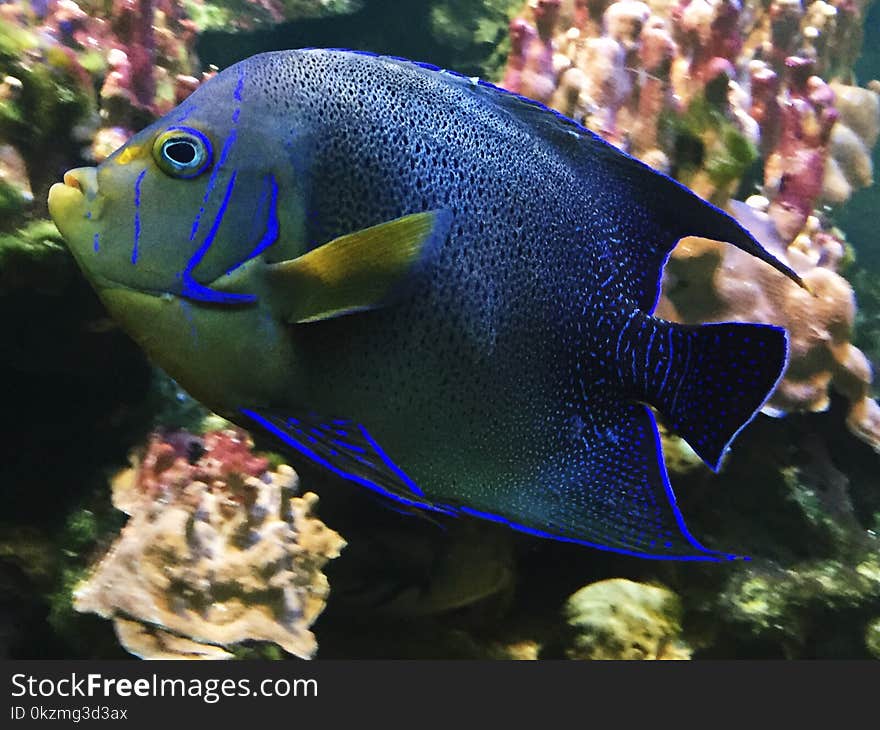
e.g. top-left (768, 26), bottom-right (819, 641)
top-left (49, 172), bottom-right (100, 269)
top-left (49, 173), bottom-right (156, 299)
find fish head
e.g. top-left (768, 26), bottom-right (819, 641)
top-left (48, 69), bottom-right (301, 307)
top-left (47, 68), bottom-right (307, 410)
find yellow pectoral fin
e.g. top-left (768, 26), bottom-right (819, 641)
top-left (267, 209), bottom-right (452, 324)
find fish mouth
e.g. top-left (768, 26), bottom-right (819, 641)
top-left (48, 171), bottom-right (152, 296)
top-left (48, 168), bottom-right (98, 234)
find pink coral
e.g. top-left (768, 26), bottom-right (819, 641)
top-left (502, 0), bottom-right (563, 104)
top-left (135, 429), bottom-right (269, 503)
top-left (765, 57), bottom-right (839, 243)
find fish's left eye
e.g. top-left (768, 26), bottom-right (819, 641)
top-left (152, 127), bottom-right (212, 178)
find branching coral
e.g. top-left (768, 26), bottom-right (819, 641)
top-left (73, 429), bottom-right (345, 660)
top-left (502, 0), bottom-right (879, 214)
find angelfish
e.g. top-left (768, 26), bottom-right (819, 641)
top-left (49, 50), bottom-right (801, 560)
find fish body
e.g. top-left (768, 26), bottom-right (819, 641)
top-left (49, 50), bottom-right (798, 560)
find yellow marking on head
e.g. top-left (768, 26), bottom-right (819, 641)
top-left (116, 144), bottom-right (146, 166)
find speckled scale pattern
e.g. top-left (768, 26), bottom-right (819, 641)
top-left (235, 50), bottom-right (787, 558)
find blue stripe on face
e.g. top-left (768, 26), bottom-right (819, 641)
top-left (177, 66), bottom-right (255, 304)
top-left (132, 169), bottom-right (147, 265)
top-left (223, 174), bottom-right (280, 276)
top-left (189, 129), bottom-right (238, 243)
top-left (180, 171), bottom-right (256, 304)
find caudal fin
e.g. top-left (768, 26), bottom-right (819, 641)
top-left (647, 321), bottom-right (789, 470)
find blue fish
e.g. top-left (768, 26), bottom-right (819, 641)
top-left (48, 49), bottom-right (800, 560)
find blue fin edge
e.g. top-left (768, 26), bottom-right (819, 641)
top-left (703, 324), bottom-right (790, 473)
top-left (241, 406), bottom-right (747, 562)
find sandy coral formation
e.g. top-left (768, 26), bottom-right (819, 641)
top-left (73, 429), bottom-right (345, 660)
top-left (563, 578), bottom-right (692, 659)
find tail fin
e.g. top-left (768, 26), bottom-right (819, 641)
top-left (638, 319), bottom-right (789, 470)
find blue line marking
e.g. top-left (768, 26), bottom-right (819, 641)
top-left (93, 232), bottom-right (100, 252)
top-left (644, 324), bottom-right (656, 393)
top-left (331, 439), bottom-right (365, 454)
top-left (189, 130), bottom-right (238, 243)
top-left (669, 331), bottom-right (692, 415)
top-left (240, 404), bottom-right (739, 561)
top-left (180, 171), bottom-right (256, 304)
top-left (359, 425), bottom-right (426, 497)
top-left (658, 327), bottom-right (674, 396)
top-left (614, 309), bottom-right (638, 368)
top-left (132, 169), bottom-right (147, 264)
top-left (224, 174), bottom-right (280, 276)
top-left (240, 409), bottom-right (452, 515)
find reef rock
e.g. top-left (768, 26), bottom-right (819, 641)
top-left (718, 549), bottom-right (880, 657)
top-left (73, 429), bottom-right (345, 660)
top-left (563, 578), bottom-right (691, 660)
top-left (823, 82), bottom-right (879, 205)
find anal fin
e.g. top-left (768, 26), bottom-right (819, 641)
top-left (459, 389), bottom-right (740, 561)
top-left (239, 407), bottom-right (454, 515)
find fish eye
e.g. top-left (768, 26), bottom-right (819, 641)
top-left (152, 127), bottom-right (212, 178)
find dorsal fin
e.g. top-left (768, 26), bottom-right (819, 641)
top-left (325, 50), bottom-right (802, 312)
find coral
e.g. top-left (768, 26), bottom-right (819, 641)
top-left (499, 0), bottom-right (879, 214)
top-left (0, 0), bottom-right (204, 222)
top-left (184, 0), bottom-right (362, 32)
top-left (763, 58), bottom-right (838, 242)
top-left (73, 429), bottom-right (345, 659)
top-left (823, 81), bottom-right (879, 205)
top-left (658, 200), bottom-right (880, 451)
top-left (0, 10), bottom-right (96, 215)
top-left (717, 548), bottom-right (880, 656)
top-left (500, 0), bottom-right (564, 104)
top-left (0, 219), bottom-right (72, 294)
top-left (563, 578), bottom-right (692, 659)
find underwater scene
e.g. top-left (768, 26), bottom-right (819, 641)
top-left (1, 0), bottom-right (880, 660)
